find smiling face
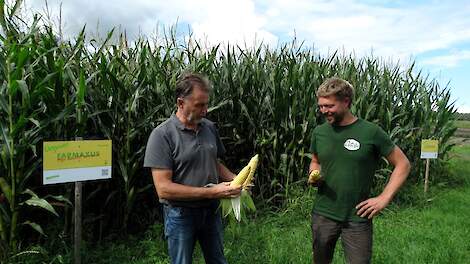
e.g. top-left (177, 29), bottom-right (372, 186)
top-left (317, 95), bottom-right (351, 126)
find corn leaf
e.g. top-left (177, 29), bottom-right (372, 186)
top-left (0, 177), bottom-right (11, 203)
top-left (21, 189), bottom-right (58, 217)
top-left (22, 221), bottom-right (45, 236)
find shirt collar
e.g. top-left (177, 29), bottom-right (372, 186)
top-left (171, 113), bottom-right (205, 131)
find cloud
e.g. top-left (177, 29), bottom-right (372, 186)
top-left (261, 0), bottom-right (470, 61)
top-left (189, 0), bottom-right (277, 47)
top-left (27, 0), bottom-right (277, 47)
top-left (421, 50), bottom-right (470, 68)
top-left (27, 0), bottom-right (162, 39)
top-left (457, 104), bottom-right (470, 113)
top-left (25, 0), bottom-right (470, 66)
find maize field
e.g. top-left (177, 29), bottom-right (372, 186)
top-left (0, 0), bottom-right (457, 257)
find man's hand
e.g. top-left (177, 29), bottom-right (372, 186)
top-left (356, 146), bottom-right (410, 219)
top-left (355, 195), bottom-right (390, 219)
top-left (210, 182), bottom-right (242, 198)
top-left (307, 177), bottom-right (323, 187)
top-left (308, 154), bottom-right (322, 187)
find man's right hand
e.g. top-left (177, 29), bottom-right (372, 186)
top-left (209, 182), bottom-right (242, 198)
top-left (308, 177), bottom-right (323, 187)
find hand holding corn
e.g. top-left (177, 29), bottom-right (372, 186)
top-left (308, 170), bottom-right (321, 185)
top-left (209, 182), bottom-right (241, 198)
top-left (221, 154), bottom-right (259, 221)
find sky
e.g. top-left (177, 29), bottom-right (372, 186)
top-left (26, 0), bottom-right (470, 112)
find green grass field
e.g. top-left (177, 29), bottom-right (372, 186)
top-left (455, 120), bottom-right (470, 129)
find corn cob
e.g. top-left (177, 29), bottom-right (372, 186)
top-left (242, 154), bottom-right (259, 188)
top-left (231, 165), bottom-right (251, 187)
top-left (222, 154), bottom-right (259, 221)
top-left (230, 154), bottom-right (259, 188)
top-left (308, 170), bottom-right (321, 184)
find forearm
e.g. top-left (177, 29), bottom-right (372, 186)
top-left (379, 162), bottom-right (410, 201)
top-left (217, 162), bottom-right (236, 182)
top-left (309, 158), bottom-right (321, 173)
top-left (156, 181), bottom-right (214, 201)
top-left (151, 168), bottom-right (239, 201)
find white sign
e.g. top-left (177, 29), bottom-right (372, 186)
top-left (420, 140), bottom-right (438, 159)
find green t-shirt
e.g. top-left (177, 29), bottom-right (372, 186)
top-left (310, 118), bottom-right (395, 222)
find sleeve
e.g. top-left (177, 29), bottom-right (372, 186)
top-left (143, 127), bottom-right (173, 169)
top-left (374, 125), bottom-right (395, 157)
top-left (309, 128), bottom-right (318, 154)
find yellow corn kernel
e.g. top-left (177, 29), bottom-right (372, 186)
top-left (242, 154), bottom-right (259, 188)
top-left (308, 170), bottom-right (321, 184)
top-left (231, 165), bottom-right (251, 187)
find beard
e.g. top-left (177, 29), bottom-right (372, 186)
top-left (187, 112), bottom-right (203, 124)
top-left (324, 111), bottom-right (345, 126)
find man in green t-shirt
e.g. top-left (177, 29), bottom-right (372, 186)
top-left (309, 77), bottom-right (411, 264)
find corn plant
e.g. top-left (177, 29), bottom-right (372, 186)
top-left (0, 0), bottom-right (68, 255)
top-left (0, 1), bottom-right (458, 255)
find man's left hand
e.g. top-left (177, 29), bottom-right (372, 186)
top-left (355, 195), bottom-right (390, 219)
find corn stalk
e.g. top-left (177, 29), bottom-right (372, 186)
top-left (0, 0), bottom-right (63, 255)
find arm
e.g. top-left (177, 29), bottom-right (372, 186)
top-left (308, 153), bottom-right (322, 186)
top-left (356, 146), bottom-right (411, 219)
top-left (151, 168), bottom-right (241, 201)
top-left (217, 161), bottom-right (236, 182)
top-left (309, 153), bottom-right (321, 173)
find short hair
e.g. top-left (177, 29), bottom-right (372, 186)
top-left (175, 72), bottom-right (211, 102)
top-left (316, 77), bottom-right (355, 107)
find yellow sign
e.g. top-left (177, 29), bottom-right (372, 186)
top-left (44, 140), bottom-right (111, 170)
top-left (421, 139), bottom-right (438, 159)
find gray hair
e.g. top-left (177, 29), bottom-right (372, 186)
top-left (175, 72), bottom-right (211, 102)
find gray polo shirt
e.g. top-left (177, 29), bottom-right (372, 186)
top-left (144, 114), bottom-right (226, 207)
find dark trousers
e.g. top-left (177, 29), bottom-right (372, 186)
top-left (311, 213), bottom-right (373, 264)
top-left (163, 203), bottom-right (227, 264)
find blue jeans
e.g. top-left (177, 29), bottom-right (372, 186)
top-left (163, 202), bottom-right (227, 264)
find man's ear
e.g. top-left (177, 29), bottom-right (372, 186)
top-left (177, 97), bottom-right (184, 108)
top-left (344, 97), bottom-right (351, 108)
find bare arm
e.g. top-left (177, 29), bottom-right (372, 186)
top-left (356, 146), bottom-right (411, 219)
top-left (217, 161), bottom-right (236, 182)
top-left (151, 168), bottom-right (241, 201)
top-left (309, 153), bottom-right (321, 173)
top-left (308, 153), bottom-right (322, 186)
top-left (378, 146), bottom-right (411, 201)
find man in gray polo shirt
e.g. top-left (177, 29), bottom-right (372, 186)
top-left (144, 72), bottom-right (241, 264)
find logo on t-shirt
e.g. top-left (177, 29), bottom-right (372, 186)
top-left (344, 139), bottom-right (360, 151)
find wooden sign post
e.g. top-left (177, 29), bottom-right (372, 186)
top-left (43, 139), bottom-right (112, 264)
top-left (420, 139), bottom-right (439, 194)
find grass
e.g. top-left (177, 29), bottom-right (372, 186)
top-left (371, 191), bottom-right (470, 263)
top-left (455, 120), bottom-right (470, 129)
